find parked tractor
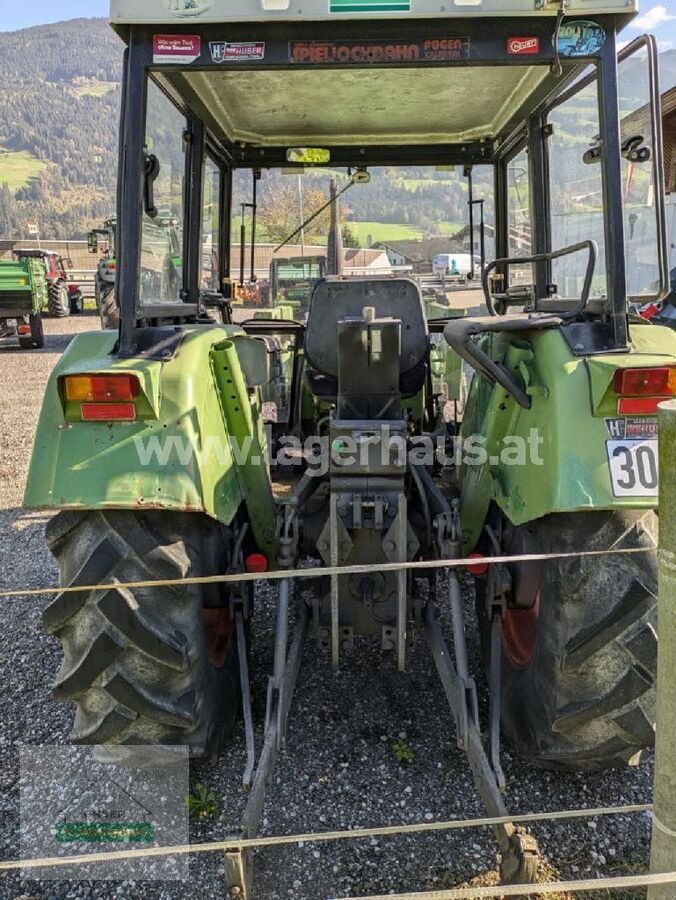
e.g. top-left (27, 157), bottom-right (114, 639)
top-left (88, 218), bottom-right (119, 330)
top-left (269, 254), bottom-right (327, 311)
top-left (0, 251), bottom-right (48, 349)
top-left (24, 1), bottom-right (672, 895)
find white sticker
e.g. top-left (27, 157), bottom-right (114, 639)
top-left (606, 439), bottom-right (658, 497)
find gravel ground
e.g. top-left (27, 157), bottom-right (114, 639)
top-left (0, 314), bottom-right (653, 899)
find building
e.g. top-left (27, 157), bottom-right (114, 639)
top-left (372, 237), bottom-right (463, 273)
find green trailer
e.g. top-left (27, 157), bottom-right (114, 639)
top-left (0, 252), bottom-right (47, 349)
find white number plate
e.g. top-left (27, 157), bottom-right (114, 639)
top-left (5, 319), bottom-right (16, 327)
top-left (606, 439), bottom-right (658, 497)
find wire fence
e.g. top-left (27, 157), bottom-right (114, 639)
top-left (0, 541), bottom-right (663, 896)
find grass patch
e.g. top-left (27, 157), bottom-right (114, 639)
top-left (349, 221), bottom-right (424, 244)
top-left (68, 81), bottom-right (119, 98)
top-left (0, 148), bottom-right (47, 191)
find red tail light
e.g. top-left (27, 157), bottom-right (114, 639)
top-left (245, 553), bottom-right (269, 574)
top-left (613, 367), bottom-right (676, 397)
top-left (64, 374), bottom-right (140, 403)
top-left (467, 553), bottom-right (489, 576)
top-left (617, 397), bottom-right (663, 415)
top-left (81, 403), bottom-right (136, 421)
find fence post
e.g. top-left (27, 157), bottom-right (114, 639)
top-left (649, 399), bottom-right (676, 899)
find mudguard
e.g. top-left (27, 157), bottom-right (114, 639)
top-left (458, 321), bottom-right (676, 552)
top-left (24, 325), bottom-right (278, 559)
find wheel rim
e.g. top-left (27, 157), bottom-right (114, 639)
top-left (203, 608), bottom-right (235, 669)
top-left (502, 595), bottom-right (540, 670)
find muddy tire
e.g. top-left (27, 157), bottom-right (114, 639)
top-left (44, 510), bottom-right (241, 759)
top-left (97, 282), bottom-right (119, 330)
top-left (19, 313), bottom-right (44, 350)
top-left (48, 281), bottom-right (70, 318)
top-left (476, 509), bottom-right (658, 771)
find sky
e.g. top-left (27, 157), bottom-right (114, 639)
top-left (0, 0), bottom-right (675, 46)
top-left (1, 0), bottom-right (108, 32)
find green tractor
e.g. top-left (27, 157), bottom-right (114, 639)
top-left (88, 217), bottom-right (119, 330)
top-left (24, 0), bottom-right (672, 894)
top-left (0, 250), bottom-right (48, 349)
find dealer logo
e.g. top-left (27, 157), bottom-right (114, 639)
top-left (507, 37), bottom-right (540, 55)
top-left (210, 41), bottom-right (266, 63)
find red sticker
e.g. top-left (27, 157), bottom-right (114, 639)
top-left (507, 37), bottom-right (540, 55)
top-left (153, 34), bottom-right (201, 64)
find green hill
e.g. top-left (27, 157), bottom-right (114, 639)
top-left (0, 19), bottom-right (673, 244)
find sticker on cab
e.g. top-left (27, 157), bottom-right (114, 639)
top-left (163, 0), bottom-right (213, 17)
top-left (210, 42), bottom-right (266, 63)
top-left (556, 21), bottom-right (606, 58)
top-left (507, 37), bottom-right (540, 56)
top-left (153, 35), bottom-right (201, 65)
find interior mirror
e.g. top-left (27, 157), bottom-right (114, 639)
top-left (351, 168), bottom-right (371, 185)
top-left (285, 147), bottom-right (331, 165)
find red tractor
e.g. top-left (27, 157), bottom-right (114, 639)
top-left (21, 250), bottom-right (84, 317)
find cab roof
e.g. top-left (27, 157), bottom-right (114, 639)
top-left (110, 0), bottom-right (637, 24)
top-left (111, 2), bottom-right (634, 164)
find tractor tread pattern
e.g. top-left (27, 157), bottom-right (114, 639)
top-left (47, 509), bottom-right (239, 757)
top-left (493, 510), bottom-right (658, 772)
top-left (47, 280), bottom-right (70, 318)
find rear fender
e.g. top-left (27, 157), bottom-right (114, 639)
top-left (459, 321), bottom-right (676, 552)
top-left (24, 325), bottom-right (278, 558)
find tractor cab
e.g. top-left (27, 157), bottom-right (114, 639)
top-left (23, 1), bottom-right (673, 896)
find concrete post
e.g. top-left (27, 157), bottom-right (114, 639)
top-left (649, 399), bottom-right (676, 898)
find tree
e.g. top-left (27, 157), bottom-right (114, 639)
top-left (257, 182), bottom-right (346, 246)
top-left (342, 224), bottom-right (360, 248)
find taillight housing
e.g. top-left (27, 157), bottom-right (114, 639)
top-left (613, 366), bottom-right (676, 415)
top-left (613, 367), bottom-right (676, 397)
top-left (64, 375), bottom-right (140, 403)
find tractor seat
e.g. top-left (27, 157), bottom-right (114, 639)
top-left (304, 276), bottom-right (429, 399)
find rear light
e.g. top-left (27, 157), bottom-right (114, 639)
top-left (245, 553), bottom-right (269, 574)
top-left (617, 397), bottom-right (662, 415)
top-left (613, 367), bottom-right (676, 397)
top-left (81, 402), bottom-right (136, 421)
top-left (467, 553), bottom-right (489, 576)
top-left (17, 324), bottom-right (31, 335)
top-left (64, 374), bottom-right (140, 403)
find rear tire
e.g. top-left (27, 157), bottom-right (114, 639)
top-left (44, 510), bottom-right (241, 758)
top-left (19, 313), bottom-right (44, 350)
top-left (476, 509), bottom-right (658, 771)
top-left (48, 281), bottom-right (70, 318)
top-left (97, 282), bottom-right (119, 330)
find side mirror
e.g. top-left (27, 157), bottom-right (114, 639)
top-left (87, 232), bottom-right (99, 254)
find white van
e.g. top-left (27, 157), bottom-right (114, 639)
top-left (432, 253), bottom-right (481, 279)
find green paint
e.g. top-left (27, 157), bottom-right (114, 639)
top-left (24, 326), bottom-right (257, 536)
top-left (211, 340), bottom-right (279, 559)
top-left (0, 254), bottom-right (48, 316)
top-left (459, 322), bottom-right (676, 552)
top-left (649, 399), bottom-right (676, 898)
